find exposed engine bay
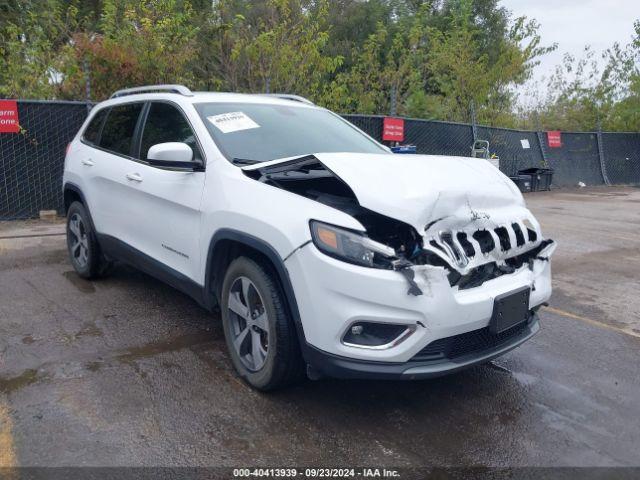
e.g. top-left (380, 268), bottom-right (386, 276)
top-left (243, 155), bottom-right (556, 295)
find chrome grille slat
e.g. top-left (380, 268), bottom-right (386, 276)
top-left (426, 220), bottom-right (540, 265)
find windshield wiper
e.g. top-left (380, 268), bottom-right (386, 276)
top-left (232, 157), bottom-right (262, 166)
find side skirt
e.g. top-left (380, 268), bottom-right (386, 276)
top-left (97, 234), bottom-right (210, 309)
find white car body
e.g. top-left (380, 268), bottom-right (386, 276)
top-left (63, 86), bottom-right (555, 382)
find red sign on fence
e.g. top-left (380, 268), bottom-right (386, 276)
top-left (547, 130), bottom-right (562, 148)
top-left (382, 117), bottom-right (405, 142)
top-left (0, 100), bottom-right (20, 133)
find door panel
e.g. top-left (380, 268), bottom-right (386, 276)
top-left (83, 102), bottom-right (144, 243)
top-left (118, 101), bottom-right (206, 281)
top-left (89, 152), bottom-right (132, 239)
top-left (72, 142), bottom-right (111, 234)
top-left (115, 164), bottom-right (205, 280)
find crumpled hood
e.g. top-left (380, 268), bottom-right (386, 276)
top-left (242, 151), bottom-right (550, 276)
top-left (313, 152), bottom-right (526, 234)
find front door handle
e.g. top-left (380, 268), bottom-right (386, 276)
top-left (81, 159), bottom-right (95, 166)
top-left (126, 173), bottom-right (143, 183)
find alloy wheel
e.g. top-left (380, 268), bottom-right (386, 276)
top-left (227, 276), bottom-right (270, 371)
top-left (68, 213), bottom-right (89, 268)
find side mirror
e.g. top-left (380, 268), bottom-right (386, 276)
top-left (147, 142), bottom-right (200, 170)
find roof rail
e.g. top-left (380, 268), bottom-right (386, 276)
top-left (110, 84), bottom-right (193, 99)
top-left (260, 93), bottom-right (314, 105)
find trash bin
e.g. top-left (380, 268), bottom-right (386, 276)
top-left (509, 175), bottom-right (532, 193)
top-left (517, 168), bottom-right (554, 191)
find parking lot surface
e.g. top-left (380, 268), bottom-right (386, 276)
top-left (0, 186), bottom-right (639, 467)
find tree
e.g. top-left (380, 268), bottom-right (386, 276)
top-left (3, 0), bottom-right (635, 133)
top-left (321, 12), bottom-right (427, 116)
top-left (0, 0), bottom-right (81, 99)
top-left (62, 0), bottom-right (199, 100)
top-left (224, 0), bottom-right (342, 98)
top-left (524, 20), bottom-right (640, 132)
top-left (322, 0), bottom-right (395, 69)
top-left (0, 0), bottom-right (200, 100)
top-left (425, 0), bottom-right (553, 125)
top-left (607, 20), bottom-right (640, 131)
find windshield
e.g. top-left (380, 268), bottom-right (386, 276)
top-left (195, 102), bottom-right (387, 163)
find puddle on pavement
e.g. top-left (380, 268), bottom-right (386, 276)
top-left (587, 192), bottom-right (629, 197)
top-left (85, 361), bottom-right (103, 372)
top-left (61, 322), bottom-right (104, 344)
top-left (511, 371), bottom-right (538, 386)
top-left (116, 332), bottom-right (215, 364)
top-left (0, 369), bottom-right (41, 394)
top-left (486, 362), bottom-right (538, 387)
top-left (486, 362), bottom-right (512, 374)
top-left (0, 248), bottom-right (66, 271)
top-left (62, 271), bottom-right (96, 293)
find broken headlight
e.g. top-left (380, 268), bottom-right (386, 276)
top-left (310, 220), bottom-right (397, 268)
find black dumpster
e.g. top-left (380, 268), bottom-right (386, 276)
top-left (517, 168), bottom-right (554, 191)
top-left (509, 175), bottom-right (533, 193)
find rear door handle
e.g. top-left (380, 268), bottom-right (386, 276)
top-left (125, 173), bottom-right (143, 183)
top-left (81, 159), bottom-right (95, 166)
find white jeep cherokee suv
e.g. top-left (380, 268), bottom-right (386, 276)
top-left (63, 84), bottom-right (555, 390)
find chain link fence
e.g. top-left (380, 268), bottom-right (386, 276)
top-left (348, 114), bottom-right (639, 188)
top-left (0, 101), bottom-right (639, 221)
top-left (1, 101), bottom-right (90, 220)
top-left (601, 132), bottom-right (640, 185)
top-left (475, 126), bottom-right (543, 178)
top-left (541, 132), bottom-right (605, 187)
top-left (345, 115), bottom-right (474, 156)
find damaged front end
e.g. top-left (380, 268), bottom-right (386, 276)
top-left (242, 154), bottom-right (556, 296)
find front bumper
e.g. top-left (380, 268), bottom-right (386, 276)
top-left (285, 242), bottom-right (552, 365)
top-left (304, 315), bottom-right (539, 380)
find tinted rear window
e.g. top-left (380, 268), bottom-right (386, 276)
top-left (83, 108), bottom-right (108, 145)
top-left (100, 103), bottom-right (143, 156)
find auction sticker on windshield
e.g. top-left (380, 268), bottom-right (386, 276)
top-left (207, 112), bottom-right (260, 133)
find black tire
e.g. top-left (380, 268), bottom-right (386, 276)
top-left (66, 201), bottom-right (113, 279)
top-left (221, 256), bottom-right (305, 391)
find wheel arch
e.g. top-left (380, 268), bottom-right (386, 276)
top-left (205, 229), bottom-right (309, 352)
top-left (63, 182), bottom-right (98, 233)
top-left (63, 183), bottom-right (85, 213)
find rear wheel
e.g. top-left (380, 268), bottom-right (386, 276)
top-left (66, 201), bottom-right (113, 279)
top-left (221, 256), bottom-right (304, 391)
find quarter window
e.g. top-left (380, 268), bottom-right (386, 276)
top-left (99, 103), bottom-right (144, 156)
top-left (83, 108), bottom-right (108, 145)
top-left (140, 102), bottom-right (201, 161)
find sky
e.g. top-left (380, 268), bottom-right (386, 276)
top-left (500, 0), bottom-right (638, 101)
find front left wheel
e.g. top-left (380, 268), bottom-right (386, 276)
top-left (220, 256), bottom-right (304, 391)
top-left (66, 201), bottom-right (113, 279)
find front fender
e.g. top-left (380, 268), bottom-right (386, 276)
top-left (198, 170), bottom-right (365, 282)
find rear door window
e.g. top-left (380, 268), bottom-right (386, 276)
top-left (83, 108), bottom-right (108, 145)
top-left (99, 103), bottom-right (144, 156)
top-left (139, 102), bottom-right (201, 161)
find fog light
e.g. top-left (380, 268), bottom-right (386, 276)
top-left (342, 322), bottom-right (414, 349)
top-left (351, 325), bottom-right (364, 335)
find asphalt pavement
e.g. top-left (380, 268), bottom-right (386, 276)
top-left (0, 186), bottom-right (639, 468)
